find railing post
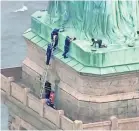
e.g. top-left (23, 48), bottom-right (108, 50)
top-left (110, 116), bottom-right (118, 130)
top-left (73, 120), bottom-right (83, 130)
top-left (40, 99), bottom-right (45, 117)
top-left (58, 110), bottom-right (64, 129)
top-left (24, 88), bottom-right (30, 106)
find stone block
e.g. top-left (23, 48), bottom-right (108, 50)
top-left (26, 40), bottom-right (46, 69)
top-left (137, 108), bottom-right (139, 116)
top-left (127, 112), bottom-right (137, 117)
top-left (27, 93), bottom-right (41, 113)
top-left (136, 99), bottom-right (139, 108)
top-left (119, 101), bottom-right (128, 108)
top-left (128, 99), bottom-right (136, 106)
top-left (22, 64), bottom-right (41, 82)
top-left (44, 105), bottom-right (60, 127)
top-left (23, 88), bottom-right (30, 106)
top-left (100, 109), bottom-right (109, 116)
top-left (61, 115), bottom-right (73, 130)
top-left (100, 115), bottom-right (109, 121)
top-left (58, 89), bottom-right (78, 120)
top-left (110, 116), bottom-right (118, 130)
top-left (89, 102), bottom-right (100, 110)
top-left (78, 101), bottom-right (90, 108)
top-left (127, 106), bottom-right (137, 113)
top-left (11, 82), bottom-right (25, 103)
top-left (73, 120), bottom-right (83, 130)
top-left (108, 108), bottom-right (118, 116)
top-left (89, 109), bottom-right (98, 118)
top-left (108, 101), bottom-right (119, 108)
top-left (78, 107), bottom-right (89, 116)
top-left (118, 107), bottom-right (128, 115)
top-left (118, 113), bottom-right (127, 119)
top-left (78, 115), bottom-right (92, 123)
top-left (100, 102), bottom-right (109, 110)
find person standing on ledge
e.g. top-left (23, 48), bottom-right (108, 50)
top-left (62, 36), bottom-right (76, 58)
top-left (51, 28), bottom-right (64, 51)
top-left (46, 43), bottom-right (53, 65)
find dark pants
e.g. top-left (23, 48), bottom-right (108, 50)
top-left (46, 54), bottom-right (51, 65)
top-left (46, 99), bottom-right (54, 108)
top-left (63, 46), bottom-right (69, 58)
top-left (53, 39), bottom-right (58, 49)
top-left (92, 40), bottom-right (102, 48)
top-left (45, 91), bottom-right (51, 99)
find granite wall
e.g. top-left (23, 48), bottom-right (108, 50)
top-left (22, 38), bottom-right (139, 123)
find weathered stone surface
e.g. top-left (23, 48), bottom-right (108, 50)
top-left (26, 39), bottom-right (46, 69)
top-left (108, 101), bottom-right (119, 108)
top-left (57, 84), bottom-right (139, 123)
top-left (6, 97), bottom-right (57, 130)
top-left (118, 107), bottom-right (128, 115)
top-left (53, 58), bottom-right (139, 96)
top-left (128, 99), bottom-right (136, 106)
top-left (58, 89), bottom-right (78, 120)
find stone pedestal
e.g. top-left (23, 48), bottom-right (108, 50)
top-left (22, 11), bottom-right (139, 123)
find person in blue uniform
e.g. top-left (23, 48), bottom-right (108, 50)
top-left (46, 44), bottom-right (53, 65)
top-left (51, 28), bottom-right (65, 50)
top-left (62, 36), bottom-right (76, 58)
top-left (51, 29), bottom-right (59, 50)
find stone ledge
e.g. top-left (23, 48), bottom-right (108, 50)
top-left (31, 11), bottom-right (139, 67)
top-left (22, 57), bottom-right (45, 76)
top-left (23, 31), bottom-right (139, 75)
top-left (59, 81), bottom-right (139, 102)
top-left (4, 93), bottom-right (57, 130)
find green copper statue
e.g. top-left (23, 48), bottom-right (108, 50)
top-left (47, 1), bottom-right (139, 45)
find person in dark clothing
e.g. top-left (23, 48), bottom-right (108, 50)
top-left (44, 81), bottom-right (51, 99)
top-left (91, 38), bottom-right (107, 48)
top-left (46, 44), bottom-right (53, 65)
top-left (62, 36), bottom-right (76, 58)
top-left (91, 38), bottom-right (102, 48)
top-left (46, 91), bottom-right (55, 109)
top-left (51, 28), bottom-right (60, 50)
top-left (51, 28), bottom-right (65, 50)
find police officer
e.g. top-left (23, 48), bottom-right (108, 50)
top-left (62, 36), bottom-right (76, 58)
top-left (51, 28), bottom-right (64, 50)
top-left (46, 44), bottom-right (53, 65)
top-left (51, 29), bottom-right (59, 50)
top-left (44, 81), bottom-right (51, 99)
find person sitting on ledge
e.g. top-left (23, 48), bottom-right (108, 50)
top-left (46, 43), bottom-right (53, 65)
top-left (51, 28), bottom-right (64, 51)
top-left (46, 91), bottom-right (55, 109)
top-left (91, 38), bottom-right (107, 48)
top-left (62, 36), bottom-right (76, 58)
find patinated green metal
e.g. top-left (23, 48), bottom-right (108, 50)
top-left (48, 1), bottom-right (139, 44)
top-left (23, 1), bottom-right (139, 74)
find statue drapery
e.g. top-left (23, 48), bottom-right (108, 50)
top-left (47, 1), bottom-right (139, 44)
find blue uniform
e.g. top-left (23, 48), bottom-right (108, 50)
top-left (62, 36), bottom-right (71, 58)
top-left (46, 44), bottom-right (52, 65)
top-left (51, 29), bottom-right (60, 49)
